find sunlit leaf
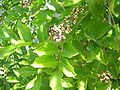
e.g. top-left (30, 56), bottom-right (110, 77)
top-left (31, 55), bottom-right (58, 68)
top-left (59, 59), bottom-right (76, 77)
top-left (37, 24), bottom-right (48, 42)
top-left (50, 70), bottom-right (63, 90)
top-left (26, 76), bottom-right (37, 90)
top-left (31, 75), bottom-right (42, 90)
top-left (0, 45), bottom-right (17, 59)
top-left (78, 79), bottom-right (87, 90)
top-left (34, 41), bottom-right (58, 56)
top-left (17, 20), bottom-right (32, 42)
top-left (18, 67), bottom-right (38, 78)
top-left (86, 47), bottom-right (100, 63)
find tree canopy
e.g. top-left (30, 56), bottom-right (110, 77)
top-left (0, 0), bottom-right (120, 90)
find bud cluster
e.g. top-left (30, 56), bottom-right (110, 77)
top-left (97, 71), bottom-right (111, 83)
top-left (22, 0), bottom-right (32, 7)
top-left (71, 7), bottom-right (80, 25)
top-left (48, 25), bottom-right (65, 42)
top-left (48, 7), bottom-right (80, 42)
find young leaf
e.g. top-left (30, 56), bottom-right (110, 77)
top-left (31, 55), bottom-right (58, 68)
top-left (17, 20), bottom-right (32, 42)
top-left (50, 70), bottom-right (63, 90)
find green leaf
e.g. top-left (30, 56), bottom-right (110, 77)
top-left (31, 75), bottom-right (42, 90)
top-left (59, 59), bottom-right (76, 77)
top-left (33, 10), bottom-right (47, 25)
top-left (25, 76), bottom-right (37, 90)
top-left (0, 27), bottom-right (5, 39)
top-left (95, 49), bottom-right (107, 65)
top-left (109, 0), bottom-right (117, 16)
top-left (0, 45), bottom-right (17, 59)
top-left (95, 81), bottom-right (110, 90)
top-left (114, 0), bottom-right (120, 17)
top-left (6, 76), bottom-right (20, 83)
top-left (62, 78), bottom-right (73, 88)
top-left (63, 0), bottom-right (81, 6)
top-left (78, 79), bottom-right (87, 90)
top-left (50, 70), bottom-right (63, 90)
top-left (31, 55), bottom-right (58, 68)
top-left (86, 47), bottom-right (100, 63)
top-left (86, 0), bottom-right (105, 17)
top-left (46, 3), bottom-right (56, 11)
top-left (34, 41), bottom-right (58, 56)
top-left (84, 19), bottom-right (111, 40)
top-left (0, 41), bottom-right (32, 59)
top-left (61, 41), bottom-right (79, 58)
top-left (37, 24), bottom-right (48, 42)
top-left (17, 21), bottom-right (32, 42)
top-left (18, 67), bottom-right (38, 78)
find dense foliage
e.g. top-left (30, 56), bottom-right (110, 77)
top-left (0, 0), bottom-right (120, 90)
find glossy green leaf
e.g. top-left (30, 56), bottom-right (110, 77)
top-left (0, 45), bottom-right (17, 59)
top-left (33, 10), bottom-right (47, 25)
top-left (63, 0), bottom-right (81, 6)
top-left (31, 55), bottom-right (58, 68)
top-left (0, 27), bottom-right (5, 39)
top-left (18, 67), bottom-right (38, 78)
top-left (109, 0), bottom-right (116, 16)
top-left (84, 19), bottom-right (111, 40)
top-left (61, 41), bottom-right (79, 58)
top-left (50, 70), bottom-right (63, 90)
top-left (95, 49), bottom-right (107, 65)
top-left (114, 0), bottom-right (120, 17)
top-left (86, 47), bottom-right (100, 63)
top-left (6, 76), bottom-right (20, 83)
top-left (95, 81), bottom-right (110, 90)
top-left (34, 41), bottom-right (58, 56)
top-left (17, 21), bottom-right (32, 42)
top-left (31, 75), bottom-right (42, 90)
top-left (46, 3), bottom-right (56, 11)
top-left (25, 76), bottom-right (37, 90)
top-left (37, 25), bottom-right (48, 42)
top-left (78, 79), bottom-right (87, 90)
top-left (59, 59), bottom-right (76, 77)
top-left (86, 0), bottom-right (105, 17)
top-left (62, 78), bottom-right (73, 88)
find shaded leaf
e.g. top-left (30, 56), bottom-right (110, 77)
top-left (61, 41), bottom-right (79, 58)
